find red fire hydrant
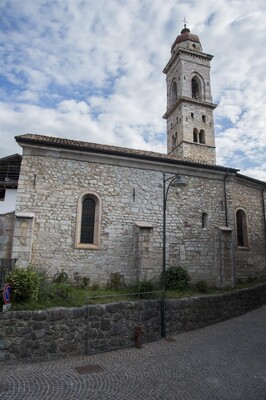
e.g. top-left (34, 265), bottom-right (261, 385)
top-left (135, 323), bottom-right (143, 349)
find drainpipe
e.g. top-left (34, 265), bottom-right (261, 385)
top-left (262, 189), bottom-right (266, 256)
top-left (223, 169), bottom-right (229, 227)
top-left (223, 169), bottom-right (236, 288)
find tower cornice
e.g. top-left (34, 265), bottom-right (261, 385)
top-left (162, 96), bottom-right (217, 119)
top-left (163, 48), bottom-right (213, 74)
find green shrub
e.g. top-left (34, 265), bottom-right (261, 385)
top-left (73, 272), bottom-right (90, 289)
top-left (53, 283), bottom-right (72, 300)
top-left (128, 279), bottom-right (158, 299)
top-left (38, 278), bottom-right (55, 301)
top-left (53, 270), bottom-right (69, 284)
top-left (91, 283), bottom-right (99, 291)
top-left (39, 280), bottom-right (72, 301)
top-left (107, 272), bottom-right (125, 291)
top-left (81, 276), bottom-right (90, 289)
top-left (246, 275), bottom-right (258, 284)
top-left (163, 266), bottom-right (190, 291)
top-left (195, 280), bottom-right (208, 293)
top-left (6, 266), bottom-right (40, 303)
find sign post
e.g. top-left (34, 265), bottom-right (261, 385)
top-left (2, 283), bottom-right (12, 312)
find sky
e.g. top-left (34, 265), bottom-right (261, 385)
top-left (0, 0), bottom-right (265, 181)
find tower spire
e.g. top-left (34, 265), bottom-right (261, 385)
top-left (181, 17), bottom-right (190, 34)
top-left (162, 25), bottom-right (217, 165)
top-left (182, 17), bottom-right (188, 28)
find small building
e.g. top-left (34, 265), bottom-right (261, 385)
top-left (0, 154), bottom-right (21, 260)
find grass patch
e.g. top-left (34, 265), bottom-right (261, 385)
top-left (7, 271), bottom-right (266, 312)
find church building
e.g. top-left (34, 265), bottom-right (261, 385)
top-left (1, 25), bottom-right (266, 288)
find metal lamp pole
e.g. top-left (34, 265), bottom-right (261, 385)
top-left (161, 172), bottom-right (186, 338)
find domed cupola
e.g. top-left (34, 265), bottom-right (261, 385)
top-left (171, 24), bottom-right (202, 53)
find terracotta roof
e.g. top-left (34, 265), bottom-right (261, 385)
top-left (15, 133), bottom-right (238, 173)
top-left (16, 133), bottom-right (177, 160)
top-left (171, 30), bottom-right (200, 52)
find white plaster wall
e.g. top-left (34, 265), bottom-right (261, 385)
top-left (0, 189), bottom-right (17, 214)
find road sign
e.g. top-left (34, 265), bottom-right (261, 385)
top-left (3, 283), bottom-right (12, 304)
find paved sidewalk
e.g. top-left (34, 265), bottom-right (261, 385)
top-left (0, 305), bottom-right (265, 400)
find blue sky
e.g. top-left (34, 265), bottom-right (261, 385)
top-left (0, 0), bottom-right (265, 180)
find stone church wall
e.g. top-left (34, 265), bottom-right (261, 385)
top-left (0, 212), bottom-right (15, 259)
top-left (14, 151), bottom-right (226, 284)
top-left (13, 148), bottom-right (266, 286)
top-left (229, 180), bottom-right (266, 280)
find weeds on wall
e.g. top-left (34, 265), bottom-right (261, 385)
top-left (5, 266), bottom-right (265, 311)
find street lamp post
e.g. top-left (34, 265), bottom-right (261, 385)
top-left (161, 172), bottom-right (187, 338)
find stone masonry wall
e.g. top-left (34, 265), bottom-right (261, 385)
top-left (13, 149), bottom-right (266, 286)
top-left (228, 180), bottom-right (266, 280)
top-left (0, 212), bottom-right (15, 259)
top-left (0, 284), bottom-right (265, 362)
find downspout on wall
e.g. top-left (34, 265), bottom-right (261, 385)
top-left (262, 189), bottom-right (266, 257)
top-left (223, 169), bottom-right (229, 227)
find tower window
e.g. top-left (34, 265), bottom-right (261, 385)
top-left (199, 130), bottom-right (205, 144)
top-left (202, 115), bottom-right (206, 123)
top-left (171, 80), bottom-right (178, 104)
top-left (236, 209), bottom-right (248, 247)
top-left (191, 113), bottom-right (194, 118)
top-left (191, 76), bottom-right (201, 100)
top-left (202, 212), bottom-right (209, 228)
top-left (172, 133), bottom-right (177, 148)
top-left (0, 189), bottom-right (5, 201)
top-left (193, 128), bottom-right (198, 143)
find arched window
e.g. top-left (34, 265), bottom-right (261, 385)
top-left (81, 197), bottom-right (95, 243)
top-left (236, 209), bottom-right (248, 247)
top-left (193, 128), bottom-right (198, 143)
top-left (202, 212), bottom-right (209, 228)
top-left (171, 80), bottom-right (178, 104)
top-left (191, 77), bottom-right (201, 99)
top-left (172, 133), bottom-right (177, 149)
top-left (199, 130), bottom-right (205, 144)
top-left (76, 192), bottom-right (101, 249)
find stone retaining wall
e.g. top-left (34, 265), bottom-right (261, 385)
top-left (0, 284), bottom-right (265, 362)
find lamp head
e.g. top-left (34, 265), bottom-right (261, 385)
top-left (171, 173), bottom-right (187, 187)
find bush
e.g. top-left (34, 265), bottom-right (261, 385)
top-left (6, 266), bottom-right (40, 303)
top-left (246, 275), bottom-right (258, 284)
top-left (53, 283), bottom-right (72, 300)
top-left (73, 272), bottom-right (90, 288)
top-left (107, 272), bottom-right (125, 291)
top-left (128, 279), bottom-right (158, 299)
top-left (53, 270), bottom-right (69, 284)
top-left (91, 283), bottom-right (99, 291)
top-left (163, 266), bottom-right (190, 291)
top-left (38, 280), bottom-right (72, 302)
top-left (195, 280), bottom-right (208, 293)
top-left (81, 276), bottom-right (90, 289)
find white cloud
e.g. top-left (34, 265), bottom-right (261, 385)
top-left (0, 0), bottom-right (265, 181)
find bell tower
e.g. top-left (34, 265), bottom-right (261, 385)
top-left (163, 24), bottom-right (217, 165)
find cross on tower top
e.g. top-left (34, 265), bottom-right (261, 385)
top-left (182, 17), bottom-right (188, 28)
